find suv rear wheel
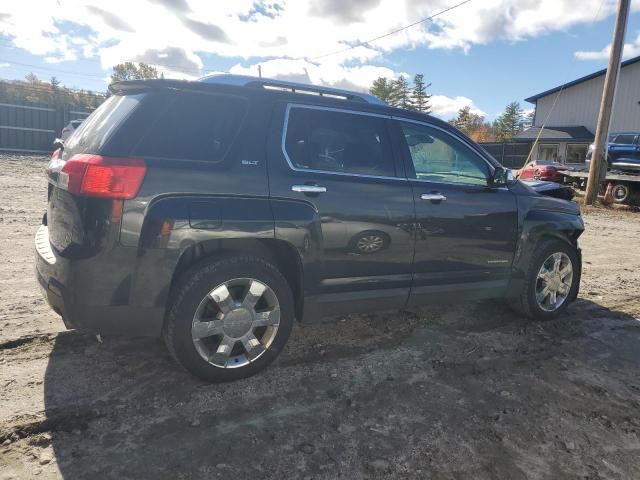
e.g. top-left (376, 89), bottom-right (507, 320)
top-left (164, 256), bottom-right (294, 382)
top-left (513, 239), bottom-right (581, 321)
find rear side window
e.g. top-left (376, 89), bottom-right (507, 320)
top-left (613, 134), bottom-right (635, 144)
top-left (284, 107), bottom-right (395, 177)
top-left (64, 94), bottom-right (144, 156)
top-left (133, 92), bottom-right (248, 162)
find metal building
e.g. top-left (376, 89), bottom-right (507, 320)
top-left (515, 55), bottom-right (640, 164)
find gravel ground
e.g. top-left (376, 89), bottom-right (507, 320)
top-left (1, 154), bottom-right (639, 479)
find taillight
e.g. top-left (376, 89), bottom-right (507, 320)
top-left (60, 154), bottom-right (146, 199)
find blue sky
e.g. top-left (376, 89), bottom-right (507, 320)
top-left (1, 1), bottom-right (639, 120)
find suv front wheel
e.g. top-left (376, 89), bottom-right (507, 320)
top-left (164, 256), bottom-right (294, 382)
top-left (513, 239), bottom-right (581, 321)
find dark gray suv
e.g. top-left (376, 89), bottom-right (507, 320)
top-left (35, 75), bottom-right (584, 382)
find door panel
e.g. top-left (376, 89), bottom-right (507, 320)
top-left (392, 119), bottom-right (518, 305)
top-left (267, 104), bottom-right (415, 316)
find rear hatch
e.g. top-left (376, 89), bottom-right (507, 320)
top-left (45, 93), bottom-right (146, 257)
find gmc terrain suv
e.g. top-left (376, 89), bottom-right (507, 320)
top-left (35, 75), bottom-right (584, 382)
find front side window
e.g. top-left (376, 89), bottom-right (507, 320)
top-left (284, 107), bottom-right (395, 177)
top-left (399, 121), bottom-right (489, 186)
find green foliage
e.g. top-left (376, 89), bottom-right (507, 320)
top-left (493, 101), bottom-right (525, 142)
top-left (411, 74), bottom-right (431, 113)
top-left (389, 75), bottom-right (412, 109)
top-left (0, 74), bottom-right (105, 109)
top-left (370, 74), bottom-right (431, 112)
top-left (110, 62), bottom-right (160, 83)
top-left (369, 77), bottom-right (393, 104)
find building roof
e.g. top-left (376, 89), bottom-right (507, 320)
top-left (524, 55), bottom-right (640, 103)
top-left (513, 126), bottom-right (594, 141)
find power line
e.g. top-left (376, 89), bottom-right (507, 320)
top-left (303, 0), bottom-right (474, 61)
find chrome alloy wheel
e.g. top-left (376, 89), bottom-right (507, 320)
top-left (191, 278), bottom-right (280, 368)
top-left (356, 234), bottom-right (384, 253)
top-left (535, 252), bottom-right (573, 312)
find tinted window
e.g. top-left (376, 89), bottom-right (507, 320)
top-left (400, 121), bottom-right (489, 186)
top-left (284, 107), bottom-right (395, 177)
top-left (64, 94), bottom-right (144, 157)
top-left (613, 134), bottom-right (635, 144)
top-left (134, 92), bottom-right (248, 162)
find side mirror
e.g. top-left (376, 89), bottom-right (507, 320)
top-left (491, 167), bottom-right (515, 187)
top-left (52, 138), bottom-right (64, 150)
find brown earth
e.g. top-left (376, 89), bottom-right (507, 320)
top-left (1, 154), bottom-right (639, 479)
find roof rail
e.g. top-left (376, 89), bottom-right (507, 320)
top-left (199, 74), bottom-right (387, 106)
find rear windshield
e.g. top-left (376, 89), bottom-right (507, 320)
top-left (63, 94), bottom-right (144, 158)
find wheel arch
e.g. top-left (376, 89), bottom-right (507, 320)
top-left (167, 237), bottom-right (305, 323)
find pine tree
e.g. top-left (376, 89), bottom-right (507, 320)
top-left (493, 101), bottom-right (525, 142)
top-left (452, 106), bottom-right (472, 132)
top-left (411, 74), bottom-right (431, 113)
top-left (390, 76), bottom-right (412, 109)
top-left (50, 76), bottom-right (61, 91)
top-left (369, 77), bottom-right (393, 104)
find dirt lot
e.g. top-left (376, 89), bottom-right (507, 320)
top-left (1, 154), bottom-right (639, 479)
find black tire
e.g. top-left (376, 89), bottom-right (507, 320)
top-left (611, 182), bottom-right (631, 204)
top-left (164, 255), bottom-right (294, 382)
top-left (512, 239), bottom-right (581, 321)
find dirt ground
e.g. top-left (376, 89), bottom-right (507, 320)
top-left (1, 154), bottom-right (639, 480)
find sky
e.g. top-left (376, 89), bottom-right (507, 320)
top-left (1, 0), bottom-right (640, 120)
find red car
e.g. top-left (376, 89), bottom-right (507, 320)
top-left (516, 160), bottom-right (564, 181)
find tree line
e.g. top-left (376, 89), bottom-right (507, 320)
top-left (369, 75), bottom-right (533, 142)
top-left (449, 102), bottom-right (533, 143)
top-left (369, 74), bottom-right (432, 112)
top-left (0, 74), bottom-right (106, 110)
top-left (0, 62), bottom-right (161, 110)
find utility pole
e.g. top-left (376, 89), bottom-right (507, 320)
top-left (258, 65), bottom-right (262, 78)
top-left (585, 0), bottom-right (631, 205)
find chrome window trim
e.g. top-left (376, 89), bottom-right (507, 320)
top-left (281, 103), bottom-right (406, 181)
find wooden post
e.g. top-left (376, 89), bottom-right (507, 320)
top-left (585, 0), bottom-right (631, 205)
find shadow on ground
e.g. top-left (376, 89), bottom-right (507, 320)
top-left (37, 298), bottom-right (640, 479)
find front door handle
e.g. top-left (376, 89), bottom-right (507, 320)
top-left (421, 193), bottom-right (447, 202)
top-left (292, 185), bottom-right (327, 194)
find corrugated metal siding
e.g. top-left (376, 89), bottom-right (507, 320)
top-left (533, 61), bottom-right (640, 133)
top-left (0, 102), bottom-right (92, 152)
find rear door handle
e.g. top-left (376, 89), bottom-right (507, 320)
top-left (291, 185), bottom-right (327, 194)
top-left (421, 193), bottom-right (447, 202)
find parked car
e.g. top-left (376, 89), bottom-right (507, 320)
top-left (516, 160), bottom-right (564, 181)
top-left (586, 132), bottom-right (640, 172)
top-left (60, 119), bottom-right (84, 141)
top-left (35, 76), bottom-right (584, 382)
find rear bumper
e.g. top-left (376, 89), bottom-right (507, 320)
top-left (35, 225), bottom-right (165, 336)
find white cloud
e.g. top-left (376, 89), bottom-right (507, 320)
top-left (0, 62), bottom-right (10, 68)
top-left (429, 95), bottom-right (486, 118)
top-left (575, 32), bottom-right (640, 60)
top-left (2, 0), bottom-right (639, 117)
top-left (2, 0), bottom-right (639, 74)
top-left (229, 58), bottom-right (405, 92)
